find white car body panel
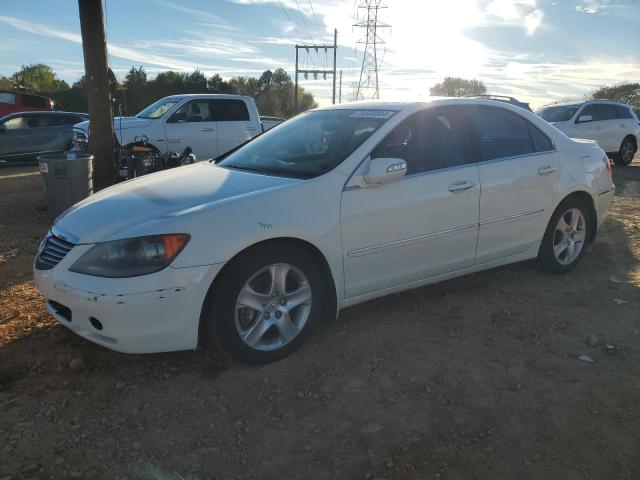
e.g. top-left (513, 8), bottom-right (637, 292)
top-left (72, 94), bottom-right (262, 160)
top-left (543, 100), bottom-right (640, 155)
top-left (38, 98), bottom-right (615, 354)
top-left (342, 164), bottom-right (480, 297)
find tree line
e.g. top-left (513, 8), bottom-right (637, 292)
top-left (2, 65), bottom-right (638, 116)
top-left (0, 64), bottom-right (317, 118)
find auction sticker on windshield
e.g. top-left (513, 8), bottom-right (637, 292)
top-left (349, 110), bottom-right (396, 119)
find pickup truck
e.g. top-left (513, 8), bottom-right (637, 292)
top-left (72, 94), bottom-right (262, 160)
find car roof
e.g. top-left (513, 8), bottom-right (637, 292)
top-left (163, 94), bottom-right (253, 101)
top-left (0, 111), bottom-right (88, 122)
top-left (2, 111), bottom-right (87, 116)
top-left (314, 97), bottom-right (537, 112)
top-left (540, 99), bottom-right (631, 109)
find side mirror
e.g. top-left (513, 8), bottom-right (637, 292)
top-left (576, 114), bottom-right (593, 123)
top-left (167, 112), bottom-right (187, 123)
top-left (364, 157), bottom-right (407, 185)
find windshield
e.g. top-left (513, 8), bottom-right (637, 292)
top-left (537, 105), bottom-right (580, 123)
top-left (218, 109), bottom-right (396, 179)
top-left (137, 98), bottom-right (181, 119)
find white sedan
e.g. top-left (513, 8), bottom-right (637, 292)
top-left (34, 99), bottom-right (615, 364)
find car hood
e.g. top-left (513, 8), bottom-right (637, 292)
top-left (72, 117), bottom-right (153, 134)
top-left (54, 162), bottom-right (300, 244)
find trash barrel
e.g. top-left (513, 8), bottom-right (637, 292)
top-left (38, 153), bottom-right (93, 218)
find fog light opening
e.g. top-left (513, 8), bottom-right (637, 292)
top-left (48, 300), bottom-right (71, 322)
top-left (89, 317), bottom-right (103, 331)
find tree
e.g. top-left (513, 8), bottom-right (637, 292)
top-left (123, 66), bottom-right (147, 90)
top-left (0, 76), bottom-right (13, 89)
top-left (12, 63), bottom-right (69, 92)
top-left (207, 73), bottom-right (231, 93)
top-left (430, 77), bottom-right (487, 97)
top-left (183, 70), bottom-right (207, 93)
top-left (591, 83), bottom-right (640, 116)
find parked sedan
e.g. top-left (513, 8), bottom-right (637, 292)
top-left (537, 100), bottom-right (639, 165)
top-left (34, 99), bottom-right (614, 364)
top-left (0, 111), bottom-right (88, 162)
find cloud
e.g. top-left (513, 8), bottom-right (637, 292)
top-left (0, 14), bottom-right (201, 71)
top-left (574, 0), bottom-right (612, 14)
top-left (484, 0), bottom-right (545, 35)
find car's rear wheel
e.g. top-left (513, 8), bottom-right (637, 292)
top-left (202, 242), bottom-right (329, 364)
top-left (615, 136), bottom-right (636, 166)
top-left (538, 197), bottom-right (591, 273)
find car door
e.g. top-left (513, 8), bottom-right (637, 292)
top-left (164, 99), bottom-right (219, 160)
top-left (213, 99), bottom-right (258, 156)
top-left (470, 106), bottom-right (560, 264)
top-left (573, 104), bottom-right (618, 151)
top-left (614, 104), bottom-right (636, 150)
top-left (341, 106), bottom-right (480, 298)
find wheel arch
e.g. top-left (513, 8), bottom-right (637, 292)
top-left (197, 236), bottom-right (339, 348)
top-left (557, 190), bottom-right (598, 243)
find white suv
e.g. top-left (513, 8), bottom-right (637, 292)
top-left (537, 100), bottom-right (639, 165)
top-left (72, 94), bottom-right (263, 160)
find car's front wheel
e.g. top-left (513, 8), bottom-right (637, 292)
top-left (202, 242), bottom-right (330, 364)
top-left (538, 197), bottom-right (591, 273)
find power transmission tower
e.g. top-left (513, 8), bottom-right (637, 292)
top-left (354, 0), bottom-right (389, 101)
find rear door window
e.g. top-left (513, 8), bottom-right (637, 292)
top-left (614, 105), bottom-right (633, 119)
top-left (0, 92), bottom-right (16, 104)
top-left (470, 106), bottom-right (536, 161)
top-left (212, 99), bottom-right (250, 121)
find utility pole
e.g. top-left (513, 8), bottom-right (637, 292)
top-left (294, 29), bottom-right (338, 112)
top-left (354, 0), bottom-right (389, 101)
top-left (78, 0), bottom-right (115, 190)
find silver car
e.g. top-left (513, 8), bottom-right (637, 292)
top-left (0, 111), bottom-right (88, 163)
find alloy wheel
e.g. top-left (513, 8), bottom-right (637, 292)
top-left (234, 263), bottom-right (312, 351)
top-left (552, 208), bottom-right (586, 265)
top-left (621, 140), bottom-right (635, 164)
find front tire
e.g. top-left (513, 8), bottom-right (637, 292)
top-left (538, 197), bottom-right (591, 273)
top-left (202, 243), bottom-right (329, 364)
top-left (614, 137), bottom-right (636, 166)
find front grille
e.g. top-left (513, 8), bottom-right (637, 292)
top-left (72, 130), bottom-right (89, 152)
top-left (35, 232), bottom-right (75, 270)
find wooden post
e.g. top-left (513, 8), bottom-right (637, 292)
top-left (78, 0), bottom-right (115, 190)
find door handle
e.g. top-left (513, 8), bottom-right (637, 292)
top-left (201, 128), bottom-right (215, 132)
top-left (448, 181), bottom-right (475, 192)
top-left (538, 165), bottom-right (557, 176)
top-left (245, 127), bottom-right (257, 131)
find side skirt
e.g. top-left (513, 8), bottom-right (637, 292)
top-left (340, 241), bottom-right (541, 309)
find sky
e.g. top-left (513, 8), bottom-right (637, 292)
top-left (0, 0), bottom-right (639, 109)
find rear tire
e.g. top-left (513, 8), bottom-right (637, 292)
top-left (538, 197), bottom-right (591, 274)
top-left (614, 136), bottom-right (636, 166)
top-left (201, 242), bottom-right (330, 364)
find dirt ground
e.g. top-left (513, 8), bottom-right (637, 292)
top-left (1, 158), bottom-right (639, 480)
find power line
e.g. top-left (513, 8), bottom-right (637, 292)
top-left (294, 0), bottom-right (315, 43)
top-left (277, 0), bottom-right (305, 45)
top-left (307, 0), bottom-right (324, 41)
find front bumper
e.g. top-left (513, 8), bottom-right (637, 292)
top-left (33, 255), bottom-right (223, 354)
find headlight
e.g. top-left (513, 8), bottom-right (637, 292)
top-left (69, 234), bottom-right (189, 278)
